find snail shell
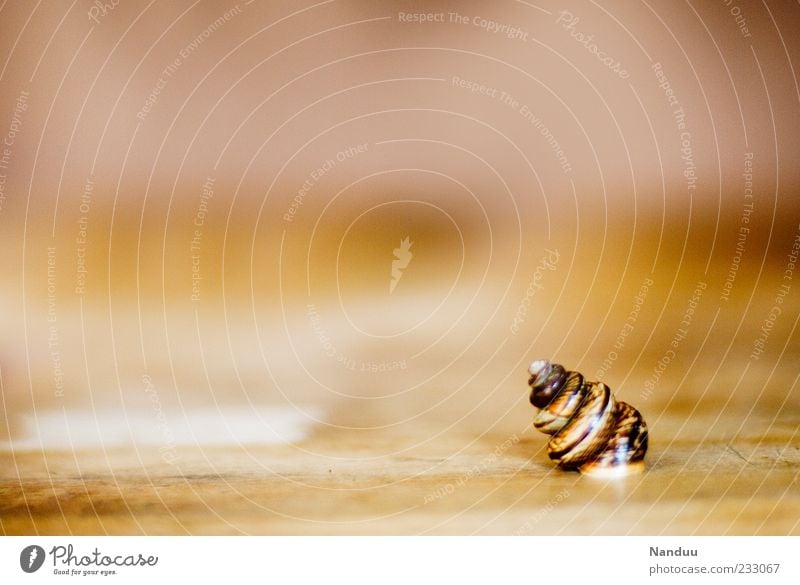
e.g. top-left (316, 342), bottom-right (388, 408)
top-left (527, 359), bottom-right (648, 477)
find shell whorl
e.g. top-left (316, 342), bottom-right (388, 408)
top-left (527, 359), bottom-right (648, 476)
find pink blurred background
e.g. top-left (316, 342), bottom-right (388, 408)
top-left (0, 0), bottom-right (798, 449)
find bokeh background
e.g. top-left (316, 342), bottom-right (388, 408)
top-left (0, 0), bottom-right (798, 534)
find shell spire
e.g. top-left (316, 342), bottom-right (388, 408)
top-left (527, 359), bottom-right (648, 477)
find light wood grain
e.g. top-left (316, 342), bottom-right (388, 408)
top-left (2, 413), bottom-right (798, 535)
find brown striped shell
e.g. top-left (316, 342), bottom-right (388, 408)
top-left (527, 359), bottom-right (648, 477)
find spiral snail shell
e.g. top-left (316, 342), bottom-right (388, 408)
top-left (527, 359), bottom-right (648, 477)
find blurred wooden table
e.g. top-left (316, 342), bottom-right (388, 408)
top-left (1, 412), bottom-right (798, 535)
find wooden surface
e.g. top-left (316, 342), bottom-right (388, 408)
top-left (2, 412), bottom-right (798, 535)
top-left (2, 274), bottom-right (799, 535)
